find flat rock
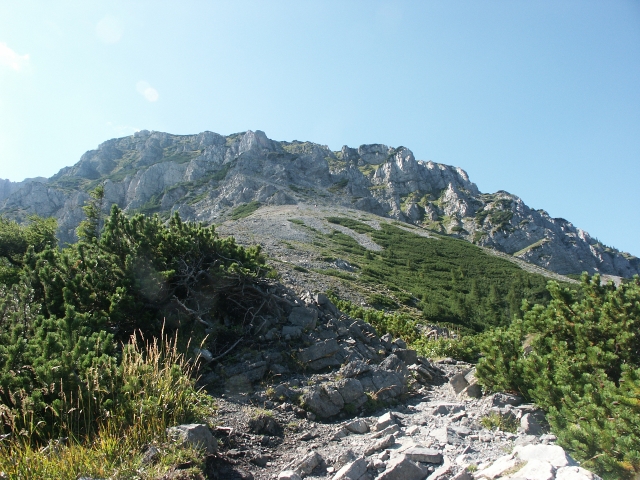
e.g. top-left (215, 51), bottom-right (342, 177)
top-left (298, 339), bottom-right (339, 363)
top-left (373, 412), bottom-right (397, 431)
top-left (332, 457), bottom-right (367, 480)
top-left (364, 434), bottom-right (396, 456)
top-left (514, 444), bottom-right (575, 468)
top-left (404, 446), bottom-right (443, 464)
top-left (474, 454), bottom-right (520, 479)
top-left (377, 454), bottom-right (430, 480)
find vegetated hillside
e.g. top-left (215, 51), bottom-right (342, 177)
top-left (1, 196), bottom-right (638, 479)
top-left (0, 129), bottom-right (637, 277)
top-left (218, 205), bottom-right (568, 333)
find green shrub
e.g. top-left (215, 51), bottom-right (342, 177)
top-left (476, 274), bottom-right (640, 479)
top-left (0, 200), bottom-right (265, 443)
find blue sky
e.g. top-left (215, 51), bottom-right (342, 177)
top-left (1, 1), bottom-right (639, 256)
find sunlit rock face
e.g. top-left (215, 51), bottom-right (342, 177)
top-left (1, 129), bottom-right (637, 277)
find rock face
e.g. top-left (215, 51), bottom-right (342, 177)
top-left (1, 129), bottom-right (637, 277)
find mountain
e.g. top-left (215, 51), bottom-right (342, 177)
top-left (0, 129), bottom-right (638, 277)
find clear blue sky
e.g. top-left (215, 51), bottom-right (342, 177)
top-left (1, 1), bottom-right (639, 256)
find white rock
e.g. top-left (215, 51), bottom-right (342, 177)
top-left (473, 454), bottom-right (519, 479)
top-left (374, 412), bottom-right (397, 431)
top-left (511, 459), bottom-right (556, 480)
top-left (278, 471), bottom-right (303, 480)
top-left (332, 457), bottom-right (367, 480)
top-left (555, 466), bottom-right (603, 480)
top-left (514, 444), bottom-right (575, 468)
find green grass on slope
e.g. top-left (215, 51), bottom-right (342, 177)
top-left (324, 217), bottom-right (557, 332)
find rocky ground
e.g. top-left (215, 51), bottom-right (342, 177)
top-left (158, 285), bottom-right (600, 480)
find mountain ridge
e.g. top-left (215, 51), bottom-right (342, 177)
top-left (0, 129), bottom-right (637, 277)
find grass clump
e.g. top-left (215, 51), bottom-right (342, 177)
top-left (0, 331), bottom-right (216, 479)
top-left (480, 412), bottom-right (519, 433)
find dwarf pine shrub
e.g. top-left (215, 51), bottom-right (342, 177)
top-left (476, 274), bottom-right (640, 479)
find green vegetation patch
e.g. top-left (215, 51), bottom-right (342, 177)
top-left (231, 201), bottom-right (262, 220)
top-left (328, 178), bottom-right (349, 193)
top-left (323, 217), bottom-right (554, 331)
top-left (513, 238), bottom-right (548, 257)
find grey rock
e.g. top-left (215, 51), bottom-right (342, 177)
top-left (297, 339), bottom-right (339, 363)
top-left (376, 454), bottom-right (429, 480)
top-left (166, 423), bottom-right (217, 454)
top-left (335, 378), bottom-right (366, 405)
top-left (429, 426), bottom-right (463, 445)
top-left (289, 306), bottom-right (318, 330)
top-left (449, 373), bottom-right (469, 394)
top-left (332, 457), bottom-right (367, 480)
top-left (344, 419), bottom-right (369, 434)
top-left (403, 446), bottom-right (443, 464)
top-left (514, 444), bottom-right (577, 468)
top-left (363, 434), bottom-right (396, 456)
top-left (430, 402), bottom-right (465, 416)
top-left (373, 412), bottom-right (397, 431)
top-left (394, 348), bottom-right (418, 365)
top-left (450, 472), bottom-right (473, 480)
top-left (519, 412), bottom-right (545, 435)
top-left (393, 338), bottom-right (407, 349)
top-left (301, 384), bottom-right (344, 418)
top-left (340, 360), bottom-right (371, 378)
top-left (292, 451), bottom-right (323, 477)
top-left (459, 383), bottom-right (482, 399)
top-left (283, 325), bottom-right (303, 338)
top-left (486, 392), bottom-right (523, 407)
top-left (371, 424), bottom-right (401, 438)
top-left (511, 459), bottom-right (556, 480)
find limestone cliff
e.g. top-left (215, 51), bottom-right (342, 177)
top-left (1, 129), bottom-right (637, 277)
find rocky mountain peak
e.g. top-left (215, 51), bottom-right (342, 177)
top-left (0, 129), bottom-right (637, 277)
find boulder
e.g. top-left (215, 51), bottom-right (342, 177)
top-left (297, 339), bottom-right (339, 363)
top-left (301, 384), bottom-right (344, 418)
top-left (335, 378), bottom-right (367, 406)
top-left (166, 424), bottom-right (217, 454)
top-left (449, 373), bottom-right (469, 394)
top-left (377, 454), bottom-right (430, 480)
top-left (459, 383), bottom-right (482, 399)
top-left (474, 454), bottom-right (520, 479)
top-left (363, 434), bottom-right (396, 456)
top-left (289, 306), bottom-right (318, 330)
top-left (514, 444), bottom-right (576, 468)
top-left (404, 446), bottom-right (443, 464)
top-left (332, 457), bottom-right (367, 480)
top-left (511, 459), bottom-right (556, 480)
top-left (394, 348), bottom-right (418, 365)
top-left (519, 412), bottom-right (545, 435)
top-left (344, 419), bottom-right (369, 434)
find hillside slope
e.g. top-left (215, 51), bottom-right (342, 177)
top-left (0, 129), bottom-right (637, 277)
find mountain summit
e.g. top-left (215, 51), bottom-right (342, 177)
top-left (1, 129), bottom-right (637, 277)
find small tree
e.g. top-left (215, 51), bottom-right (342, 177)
top-left (76, 184), bottom-right (105, 242)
